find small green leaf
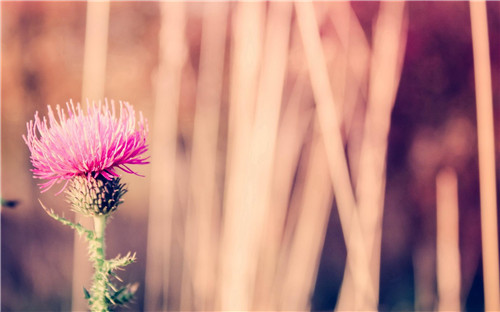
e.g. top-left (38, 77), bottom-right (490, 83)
top-left (83, 287), bottom-right (91, 300)
top-left (111, 282), bottom-right (139, 306)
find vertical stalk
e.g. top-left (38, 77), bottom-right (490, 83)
top-left (219, 2), bottom-right (264, 310)
top-left (246, 3), bottom-right (292, 309)
top-left (350, 2), bottom-right (407, 309)
top-left (294, 2), bottom-right (374, 309)
top-left (188, 2), bottom-right (228, 310)
top-left (144, 2), bottom-right (186, 311)
top-left (90, 215), bottom-right (109, 312)
top-left (469, 1), bottom-right (500, 310)
top-left (279, 121), bottom-right (334, 310)
top-left (436, 168), bottom-right (461, 311)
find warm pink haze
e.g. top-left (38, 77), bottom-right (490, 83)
top-left (23, 99), bottom-right (149, 192)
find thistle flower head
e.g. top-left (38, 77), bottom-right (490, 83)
top-left (23, 99), bottom-right (149, 192)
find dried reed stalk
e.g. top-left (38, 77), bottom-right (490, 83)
top-left (328, 2), bottom-right (370, 104)
top-left (240, 3), bottom-right (293, 310)
top-left (279, 121), bottom-right (333, 310)
top-left (436, 168), bottom-right (461, 311)
top-left (219, 2), bottom-right (264, 310)
top-left (72, 2), bottom-right (110, 311)
top-left (187, 2), bottom-right (228, 310)
top-left (295, 2), bottom-right (375, 309)
top-left (258, 72), bottom-right (313, 309)
top-left (328, 3), bottom-right (371, 186)
top-left (348, 2), bottom-right (407, 309)
top-left (144, 2), bottom-right (186, 311)
top-left (469, 1), bottom-right (500, 310)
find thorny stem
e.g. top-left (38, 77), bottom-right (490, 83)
top-left (39, 201), bottom-right (137, 311)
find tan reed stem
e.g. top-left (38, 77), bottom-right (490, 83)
top-left (241, 3), bottom-right (293, 310)
top-left (328, 2), bottom-right (371, 187)
top-left (436, 168), bottom-right (461, 311)
top-left (469, 1), bottom-right (500, 310)
top-left (219, 2), bottom-right (264, 310)
top-left (144, 2), bottom-right (186, 311)
top-left (279, 120), bottom-right (334, 310)
top-left (187, 2), bottom-right (228, 310)
top-left (347, 2), bottom-right (407, 309)
top-left (295, 2), bottom-right (376, 309)
top-left (259, 72), bottom-right (313, 309)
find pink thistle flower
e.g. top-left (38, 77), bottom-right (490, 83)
top-left (23, 99), bottom-right (149, 193)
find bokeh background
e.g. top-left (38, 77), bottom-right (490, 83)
top-left (1, 1), bottom-right (500, 311)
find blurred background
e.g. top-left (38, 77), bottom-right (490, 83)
top-left (1, 1), bottom-right (500, 311)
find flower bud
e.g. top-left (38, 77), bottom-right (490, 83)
top-left (66, 175), bottom-right (127, 216)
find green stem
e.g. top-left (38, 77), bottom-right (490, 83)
top-left (40, 201), bottom-right (138, 309)
top-left (94, 215), bottom-right (106, 256)
top-left (90, 215), bottom-right (109, 312)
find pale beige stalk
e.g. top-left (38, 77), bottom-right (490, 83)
top-left (328, 2), bottom-right (371, 187)
top-left (295, 2), bottom-right (375, 309)
top-left (73, 2), bottom-right (110, 311)
top-left (257, 72), bottom-right (313, 309)
top-left (436, 168), bottom-right (461, 311)
top-left (144, 2), bottom-right (186, 311)
top-left (469, 1), bottom-right (500, 310)
top-left (279, 121), bottom-right (333, 310)
top-left (343, 2), bottom-right (407, 310)
top-left (235, 3), bottom-right (293, 310)
top-left (187, 2), bottom-right (228, 310)
top-left (219, 2), bottom-right (264, 310)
